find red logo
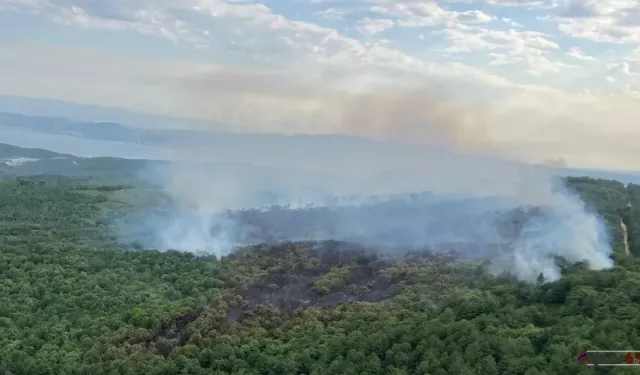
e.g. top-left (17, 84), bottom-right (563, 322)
top-left (625, 352), bottom-right (640, 364)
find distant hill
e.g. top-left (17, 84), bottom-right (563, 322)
top-left (0, 111), bottom-right (384, 150)
top-left (0, 94), bottom-right (221, 131)
top-left (0, 112), bottom-right (171, 145)
top-left (0, 142), bottom-right (71, 159)
top-left (0, 142), bottom-right (339, 204)
top-left (0, 142), bottom-right (150, 182)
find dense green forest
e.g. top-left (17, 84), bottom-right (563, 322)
top-left (3, 176), bottom-right (640, 374)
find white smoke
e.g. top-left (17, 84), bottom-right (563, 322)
top-left (117, 85), bottom-right (614, 282)
top-left (489, 183), bottom-right (612, 281)
top-left (123, 150), bottom-right (614, 283)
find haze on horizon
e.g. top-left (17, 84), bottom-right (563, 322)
top-left (0, 0), bottom-right (639, 171)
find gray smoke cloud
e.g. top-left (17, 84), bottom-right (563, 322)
top-left (117, 76), bottom-right (614, 283)
top-left (173, 67), bottom-right (496, 152)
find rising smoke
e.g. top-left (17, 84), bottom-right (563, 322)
top-left (118, 81), bottom-right (614, 283)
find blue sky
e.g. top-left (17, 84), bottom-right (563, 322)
top-left (0, 0), bottom-right (639, 169)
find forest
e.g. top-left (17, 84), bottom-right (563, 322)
top-left (2, 175), bottom-right (640, 374)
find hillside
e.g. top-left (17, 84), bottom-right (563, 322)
top-left (0, 143), bottom-right (288, 192)
top-left (1, 175), bottom-right (640, 374)
top-left (0, 142), bottom-right (73, 159)
top-left (0, 144), bottom-right (153, 189)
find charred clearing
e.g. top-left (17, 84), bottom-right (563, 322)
top-left (129, 240), bottom-right (450, 357)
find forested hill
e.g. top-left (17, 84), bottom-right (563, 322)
top-left (0, 142), bottom-right (150, 183)
top-left (566, 177), bottom-right (640, 257)
top-left (2, 175), bottom-right (640, 374)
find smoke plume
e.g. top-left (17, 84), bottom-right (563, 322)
top-left (118, 77), bottom-right (614, 282)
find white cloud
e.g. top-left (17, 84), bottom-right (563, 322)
top-left (604, 59), bottom-right (640, 94)
top-left (461, 0), bottom-right (549, 7)
top-left (607, 61), bottom-right (638, 76)
top-left (1, 0), bottom-right (529, 87)
top-left (315, 7), bottom-right (348, 20)
top-left (358, 1), bottom-right (571, 75)
top-left (538, 0), bottom-right (640, 43)
top-left (501, 17), bottom-right (523, 27)
top-left (442, 26), bottom-right (572, 75)
top-left (371, 2), bottom-right (495, 28)
top-left (439, 0), bottom-right (640, 45)
top-left (357, 18), bottom-right (395, 35)
top-left (566, 46), bottom-right (596, 60)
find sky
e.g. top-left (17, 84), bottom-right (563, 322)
top-left (0, 0), bottom-right (639, 170)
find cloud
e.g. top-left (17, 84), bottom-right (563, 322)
top-left (604, 57), bottom-right (640, 93)
top-left (0, 0), bottom-right (502, 77)
top-left (566, 46), bottom-right (596, 61)
top-left (456, 0), bottom-right (549, 7)
top-left (607, 61), bottom-right (638, 76)
top-left (315, 7), bottom-right (349, 20)
top-left (501, 17), bottom-right (524, 27)
top-left (370, 2), bottom-right (495, 27)
top-left (374, 0), bottom-right (640, 45)
top-left (545, 0), bottom-right (640, 43)
top-left (1, 0), bottom-right (635, 80)
top-left (442, 26), bottom-right (573, 75)
top-left (358, 1), bottom-right (571, 75)
top-left (357, 18), bottom-right (395, 35)
top-left (2, 0), bottom-right (195, 43)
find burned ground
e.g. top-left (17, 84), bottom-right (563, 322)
top-left (124, 240), bottom-right (435, 357)
top-left (237, 241), bottom-right (400, 312)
